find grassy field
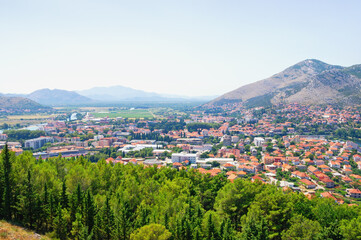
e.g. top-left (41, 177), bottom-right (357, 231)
top-left (91, 109), bottom-right (154, 119)
top-left (0, 114), bottom-right (57, 126)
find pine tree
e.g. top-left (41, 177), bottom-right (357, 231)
top-left (103, 196), bottom-right (114, 240)
top-left (0, 152), bottom-right (3, 219)
top-left (119, 199), bottom-right (132, 240)
top-left (164, 212), bottom-right (169, 230)
top-left (25, 170), bottom-right (35, 228)
top-left (42, 183), bottom-right (49, 232)
top-left (206, 213), bottom-right (219, 240)
top-left (54, 204), bottom-right (68, 240)
top-left (84, 190), bottom-right (95, 234)
top-left (72, 212), bottom-right (90, 240)
top-left (61, 181), bottom-right (68, 208)
top-left (2, 144), bottom-right (12, 220)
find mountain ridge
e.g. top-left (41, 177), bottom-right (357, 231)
top-left (0, 96), bottom-right (50, 111)
top-left (207, 59), bottom-right (361, 107)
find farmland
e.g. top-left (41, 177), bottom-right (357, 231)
top-left (91, 109), bottom-right (155, 119)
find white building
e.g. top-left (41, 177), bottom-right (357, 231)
top-left (254, 137), bottom-right (265, 147)
top-left (25, 137), bottom-right (53, 149)
top-left (171, 153), bottom-right (199, 164)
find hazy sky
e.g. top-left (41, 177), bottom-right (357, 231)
top-left (1, 0), bottom-right (361, 96)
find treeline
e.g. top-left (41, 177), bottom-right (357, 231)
top-left (130, 132), bottom-right (174, 142)
top-left (334, 127), bottom-right (361, 139)
top-left (4, 129), bottom-right (46, 141)
top-left (148, 120), bottom-right (186, 132)
top-left (186, 122), bottom-right (221, 132)
top-left (1, 145), bottom-right (361, 239)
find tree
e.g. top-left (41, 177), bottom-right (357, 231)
top-left (2, 144), bottom-right (12, 220)
top-left (240, 206), bottom-right (269, 240)
top-left (96, 195), bottom-right (115, 240)
top-left (61, 181), bottom-right (68, 208)
top-left (340, 216), bottom-right (361, 240)
top-left (203, 211), bottom-right (219, 240)
top-left (84, 190), bottom-right (95, 234)
top-left (130, 224), bottom-right (172, 240)
top-left (25, 170), bottom-right (36, 228)
top-left (54, 205), bottom-right (68, 240)
top-left (281, 215), bottom-right (321, 240)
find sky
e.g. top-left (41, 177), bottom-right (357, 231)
top-left (1, 0), bottom-right (361, 97)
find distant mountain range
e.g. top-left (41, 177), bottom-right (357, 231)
top-left (207, 59), bottom-right (361, 107)
top-left (77, 85), bottom-right (216, 102)
top-left (0, 86), bottom-right (215, 107)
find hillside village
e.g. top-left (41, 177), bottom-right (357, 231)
top-left (2, 103), bottom-right (361, 205)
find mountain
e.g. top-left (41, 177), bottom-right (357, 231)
top-left (77, 86), bottom-right (160, 102)
top-left (207, 59), bottom-right (361, 107)
top-left (27, 89), bottom-right (93, 106)
top-left (0, 96), bottom-right (50, 111)
top-left (78, 85), bottom-right (215, 102)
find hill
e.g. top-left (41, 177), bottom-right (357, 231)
top-left (27, 89), bottom-right (93, 106)
top-left (0, 96), bottom-right (49, 112)
top-left (207, 59), bottom-right (361, 107)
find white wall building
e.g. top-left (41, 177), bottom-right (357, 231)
top-left (254, 137), bottom-right (265, 147)
top-left (171, 153), bottom-right (199, 164)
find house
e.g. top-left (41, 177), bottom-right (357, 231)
top-left (353, 154), bottom-right (361, 162)
top-left (329, 161), bottom-right (340, 169)
top-left (237, 171), bottom-right (247, 177)
top-left (223, 163), bottom-right (236, 170)
top-left (315, 160), bottom-right (325, 166)
top-left (347, 189), bottom-right (361, 198)
top-left (251, 175), bottom-right (265, 183)
top-left (172, 162), bottom-right (182, 169)
top-left (300, 179), bottom-right (316, 189)
top-left (320, 177), bottom-right (335, 188)
top-left (321, 192), bottom-right (337, 202)
top-left (350, 174), bottom-right (361, 180)
top-left (308, 165), bottom-right (318, 174)
top-left (227, 174), bottom-right (238, 183)
top-left (291, 171), bottom-right (310, 180)
top-left (342, 176), bottom-right (352, 183)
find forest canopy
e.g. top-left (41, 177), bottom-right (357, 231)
top-left (0, 145), bottom-right (361, 240)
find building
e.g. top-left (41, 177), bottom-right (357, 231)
top-left (0, 134), bottom-right (7, 140)
top-left (222, 135), bottom-right (232, 146)
top-left (254, 137), bottom-right (265, 147)
top-left (347, 189), bottom-right (361, 198)
top-left (171, 153), bottom-right (199, 164)
top-left (300, 179), bottom-right (316, 189)
top-left (25, 137), bottom-right (53, 150)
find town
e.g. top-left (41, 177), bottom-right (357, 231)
top-left (2, 103), bottom-right (361, 205)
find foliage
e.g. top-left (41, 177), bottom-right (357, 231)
top-left (186, 122), bottom-right (221, 132)
top-left (3, 129), bottom-right (46, 141)
top-left (130, 224), bottom-right (171, 240)
top-left (0, 145), bottom-right (361, 239)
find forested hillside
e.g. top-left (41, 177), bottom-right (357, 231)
top-left (1, 145), bottom-right (361, 240)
